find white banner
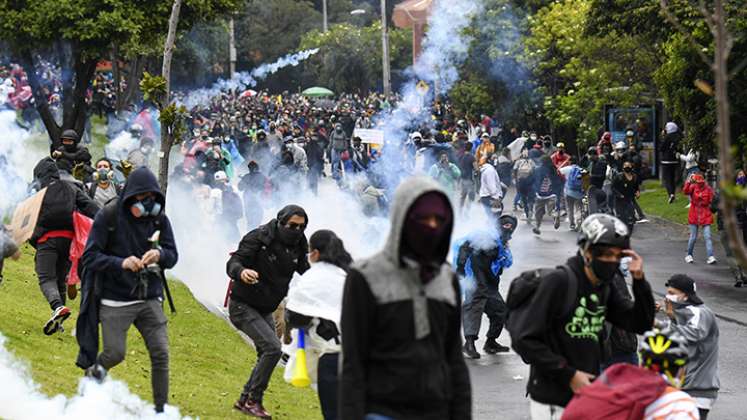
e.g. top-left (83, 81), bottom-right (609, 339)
top-left (353, 129), bottom-right (384, 145)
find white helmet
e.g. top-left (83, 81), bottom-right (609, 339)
top-left (410, 131), bottom-right (422, 140)
top-left (615, 141), bottom-right (626, 150)
top-left (214, 171), bottom-right (228, 182)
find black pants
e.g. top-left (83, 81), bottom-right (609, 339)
top-left (318, 353), bottom-right (339, 420)
top-left (661, 163), bottom-right (678, 196)
top-left (34, 237), bottom-right (72, 310)
top-left (463, 279), bottom-right (507, 340)
top-left (615, 198), bottom-right (636, 234)
top-left (699, 408), bottom-right (709, 420)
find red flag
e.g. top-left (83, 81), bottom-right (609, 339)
top-left (68, 211), bottom-right (94, 286)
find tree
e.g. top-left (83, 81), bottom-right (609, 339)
top-left (0, 0), bottom-right (238, 147)
top-left (299, 21), bottom-right (411, 93)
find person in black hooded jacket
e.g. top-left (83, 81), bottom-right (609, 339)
top-left (226, 204), bottom-right (311, 419)
top-left (80, 167), bottom-right (178, 414)
top-left (339, 177), bottom-right (471, 420)
top-left (31, 157), bottom-right (99, 336)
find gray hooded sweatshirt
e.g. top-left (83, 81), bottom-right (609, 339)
top-left (669, 301), bottom-right (720, 400)
top-left (339, 177), bottom-right (472, 420)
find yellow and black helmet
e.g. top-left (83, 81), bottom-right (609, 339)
top-left (640, 327), bottom-right (689, 384)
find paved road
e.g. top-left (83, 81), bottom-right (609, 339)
top-left (470, 213), bottom-right (747, 419)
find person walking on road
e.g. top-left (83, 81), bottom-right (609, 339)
top-left (226, 205), bottom-right (311, 419)
top-left (657, 274), bottom-right (720, 420)
top-left (508, 214), bottom-right (656, 419)
top-left (478, 159), bottom-right (503, 217)
top-left (339, 177), bottom-right (471, 420)
top-left (683, 173), bottom-right (716, 264)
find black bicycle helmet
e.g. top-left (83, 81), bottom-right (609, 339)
top-left (640, 327), bottom-right (689, 385)
top-left (578, 214), bottom-right (630, 249)
top-left (61, 129), bottom-right (79, 142)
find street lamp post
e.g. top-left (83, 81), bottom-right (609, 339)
top-left (381, 0), bottom-right (391, 97)
top-left (323, 0), bottom-right (328, 32)
top-left (229, 17), bottom-right (237, 77)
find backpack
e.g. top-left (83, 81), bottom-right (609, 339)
top-left (505, 265), bottom-right (578, 362)
top-left (561, 364), bottom-right (668, 420)
top-left (516, 158), bottom-right (534, 179)
top-left (566, 166), bottom-right (583, 193)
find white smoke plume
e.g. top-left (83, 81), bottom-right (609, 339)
top-left (0, 333), bottom-right (188, 420)
top-left (181, 48), bottom-right (320, 109)
top-left (0, 110), bottom-right (46, 217)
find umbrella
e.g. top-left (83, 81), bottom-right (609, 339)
top-left (240, 89), bottom-right (257, 99)
top-left (302, 87), bottom-right (334, 98)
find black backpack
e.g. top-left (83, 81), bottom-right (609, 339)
top-left (505, 265), bottom-right (578, 359)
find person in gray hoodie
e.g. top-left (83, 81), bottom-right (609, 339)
top-left (339, 177), bottom-right (471, 420)
top-left (659, 274), bottom-right (720, 419)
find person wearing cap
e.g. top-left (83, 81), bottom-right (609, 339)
top-left (475, 132), bottom-right (496, 166)
top-left (683, 172), bottom-right (716, 264)
top-left (659, 274), bottom-right (720, 419)
top-left (550, 142), bottom-right (570, 170)
top-left (226, 205), bottom-right (311, 418)
top-left (659, 122), bottom-right (682, 204)
top-left (51, 129), bottom-right (93, 176)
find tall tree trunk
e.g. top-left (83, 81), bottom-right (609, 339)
top-left (158, 0), bottom-right (183, 195)
top-left (18, 51), bottom-right (61, 146)
top-left (112, 46), bottom-right (123, 112)
top-left (713, 0), bottom-right (747, 269)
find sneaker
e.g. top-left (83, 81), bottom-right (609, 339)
top-left (532, 227), bottom-right (541, 235)
top-left (636, 218), bottom-right (650, 224)
top-left (685, 203), bottom-right (691, 209)
top-left (735, 280), bottom-right (744, 288)
top-left (706, 256), bottom-right (717, 265)
top-left (43, 306), bottom-right (72, 336)
top-left (279, 352), bottom-right (290, 367)
top-left (235, 397), bottom-right (272, 419)
top-left (554, 215), bottom-right (561, 230)
top-left (668, 194), bottom-right (675, 204)
top-left (483, 338), bottom-right (510, 355)
top-left (462, 340), bottom-right (481, 359)
top-left (85, 364), bottom-right (107, 383)
top-left (685, 255), bottom-right (694, 264)
top-left (569, 224), bottom-right (576, 232)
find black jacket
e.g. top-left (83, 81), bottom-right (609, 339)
top-left (659, 132), bottom-right (681, 163)
top-left (511, 255), bottom-right (655, 406)
top-left (226, 206), bottom-right (310, 314)
top-left (31, 158), bottom-right (100, 247)
top-left (81, 167), bottom-right (179, 302)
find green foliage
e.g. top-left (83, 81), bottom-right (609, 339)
top-left (140, 72), bottom-right (168, 106)
top-left (299, 22), bottom-right (411, 93)
top-left (0, 246), bottom-right (321, 419)
top-left (450, 79), bottom-right (495, 118)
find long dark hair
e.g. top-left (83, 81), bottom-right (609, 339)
top-left (309, 230), bottom-right (353, 272)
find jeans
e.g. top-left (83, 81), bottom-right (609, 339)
top-left (566, 195), bottom-right (583, 227)
top-left (318, 353), bottom-right (339, 420)
top-left (34, 237), bottom-right (72, 310)
top-left (688, 225), bottom-right (714, 257)
top-left (331, 149), bottom-right (344, 180)
top-left (98, 300), bottom-right (170, 411)
top-left (535, 194), bottom-right (559, 228)
top-left (229, 299), bottom-right (282, 403)
top-left (463, 279), bottom-right (507, 340)
top-left (459, 178), bottom-right (475, 210)
top-left (516, 177), bottom-right (534, 218)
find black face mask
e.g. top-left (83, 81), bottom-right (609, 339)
top-left (623, 167), bottom-right (633, 173)
top-left (64, 143), bottom-right (76, 152)
top-left (277, 224), bottom-right (304, 246)
top-left (591, 258), bottom-right (619, 283)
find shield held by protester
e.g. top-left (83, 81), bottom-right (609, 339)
top-left (8, 187), bottom-right (47, 244)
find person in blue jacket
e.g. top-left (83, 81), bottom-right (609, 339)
top-left (456, 214), bottom-right (517, 359)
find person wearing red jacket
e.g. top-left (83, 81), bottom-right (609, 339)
top-left (551, 142), bottom-right (571, 170)
top-left (683, 173), bottom-right (716, 264)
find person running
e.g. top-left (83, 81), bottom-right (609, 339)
top-left (660, 122), bottom-right (681, 204)
top-left (87, 158), bottom-right (121, 207)
top-left (456, 214), bottom-right (517, 359)
top-left (658, 274), bottom-right (720, 419)
top-left (285, 230), bottom-right (352, 420)
top-left (562, 327), bottom-right (699, 420)
top-left (508, 214), bottom-right (656, 419)
top-left (30, 157), bottom-right (99, 335)
top-left (478, 159), bottom-right (503, 216)
top-left (513, 149), bottom-right (536, 220)
top-left (457, 144), bottom-right (477, 212)
top-left (560, 156), bottom-right (584, 231)
top-left (226, 205), bottom-right (310, 419)
top-left (79, 167), bottom-right (179, 414)
top-left (532, 155), bottom-right (562, 235)
top-left (683, 173), bottom-right (716, 264)
top-left (611, 160), bottom-right (640, 234)
top-left (339, 177), bottom-right (471, 420)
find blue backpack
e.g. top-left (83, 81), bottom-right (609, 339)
top-left (566, 166), bottom-right (583, 192)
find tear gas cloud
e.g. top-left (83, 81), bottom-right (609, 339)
top-left (0, 111), bottom-right (45, 218)
top-left (180, 48), bottom-right (320, 109)
top-left (0, 333), bottom-right (188, 420)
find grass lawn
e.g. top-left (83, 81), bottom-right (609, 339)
top-left (0, 245), bottom-right (322, 419)
top-left (638, 179), bottom-right (690, 225)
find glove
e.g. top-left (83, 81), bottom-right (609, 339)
top-left (118, 160), bottom-right (134, 178)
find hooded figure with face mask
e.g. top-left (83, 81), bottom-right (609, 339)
top-left (509, 214), bottom-right (655, 415)
top-left (226, 204), bottom-right (310, 419)
top-left (51, 129), bottom-right (93, 177)
top-left (339, 177), bottom-right (471, 420)
top-left (30, 157), bottom-right (100, 336)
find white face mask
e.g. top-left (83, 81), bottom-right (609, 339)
top-left (665, 293), bottom-right (682, 303)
